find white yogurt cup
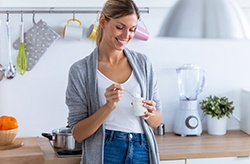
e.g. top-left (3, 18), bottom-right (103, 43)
top-left (132, 94), bottom-right (147, 116)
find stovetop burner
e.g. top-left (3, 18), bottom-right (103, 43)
top-left (56, 149), bottom-right (82, 158)
top-left (49, 141), bottom-right (82, 158)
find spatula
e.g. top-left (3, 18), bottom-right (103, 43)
top-left (16, 15), bottom-right (27, 76)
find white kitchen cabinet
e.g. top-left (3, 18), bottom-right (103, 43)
top-left (187, 157), bottom-right (250, 164)
top-left (160, 160), bottom-right (186, 164)
top-left (160, 157), bottom-right (250, 164)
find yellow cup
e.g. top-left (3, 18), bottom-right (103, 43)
top-left (87, 24), bottom-right (98, 39)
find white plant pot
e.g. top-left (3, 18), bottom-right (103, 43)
top-left (206, 115), bottom-right (227, 135)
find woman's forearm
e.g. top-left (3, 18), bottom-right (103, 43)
top-left (73, 104), bottom-right (112, 142)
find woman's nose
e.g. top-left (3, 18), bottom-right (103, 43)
top-left (122, 29), bottom-right (130, 38)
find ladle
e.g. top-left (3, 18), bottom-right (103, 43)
top-left (4, 17), bottom-right (16, 79)
top-left (0, 64), bottom-right (5, 81)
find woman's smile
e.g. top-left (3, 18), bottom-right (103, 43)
top-left (115, 38), bottom-right (128, 47)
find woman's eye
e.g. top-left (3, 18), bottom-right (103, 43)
top-left (130, 28), bottom-right (136, 32)
top-left (116, 26), bottom-right (123, 30)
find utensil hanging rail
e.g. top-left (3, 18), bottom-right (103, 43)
top-left (0, 7), bottom-right (149, 14)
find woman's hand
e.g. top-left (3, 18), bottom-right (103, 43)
top-left (104, 83), bottom-right (124, 111)
top-left (141, 100), bottom-right (156, 120)
top-left (73, 83), bottom-right (124, 142)
top-left (141, 99), bottom-right (162, 128)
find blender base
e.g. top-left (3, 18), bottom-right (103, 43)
top-left (173, 101), bottom-right (202, 136)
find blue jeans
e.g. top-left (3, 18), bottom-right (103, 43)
top-left (104, 129), bottom-right (149, 164)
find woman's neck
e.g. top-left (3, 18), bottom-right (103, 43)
top-left (98, 44), bottom-right (125, 65)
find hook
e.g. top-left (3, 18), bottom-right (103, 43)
top-left (21, 11), bottom-right (23, 22)
top-left (49, 7), bottom-right (53, 14)
top-left (6, 11), bottom-right (9, 22)
top-left (139, 7), bottom-right (149, 14)
top-left (32, 11), bottom-right (36, 24)
top-left (73, 11), bottom-right (75, 21)
top-left (96, 11), bottom-right (100, 22)
top-left (138, 18), bottom-right (148, 31)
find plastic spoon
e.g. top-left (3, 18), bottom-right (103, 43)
top-left (124, 90), bottom-right (142, 98)
top-left (4, 19), bottom-right (16, 79)
top-left (16, 14), bottom-right (27, 75)
top-left (124, 89), bottom-right (135, 98)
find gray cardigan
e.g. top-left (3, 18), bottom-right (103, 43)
top-left (66, 47), bottom-right (162, 164)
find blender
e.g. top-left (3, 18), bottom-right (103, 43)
top-left (174, 64), bottom-right (205, 136)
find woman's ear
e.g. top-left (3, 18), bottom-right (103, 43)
top-left (99, 14), bottom-right (106, 28)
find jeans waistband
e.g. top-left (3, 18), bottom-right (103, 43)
top-left (105, 129), bottom-right (146, 142)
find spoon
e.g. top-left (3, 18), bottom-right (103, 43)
top-left (124, 90), bottom-right (142, 99)
top-left (5, 18), bottom-right (16, 79)
top-left (124, 90), bottom-right (135, 98)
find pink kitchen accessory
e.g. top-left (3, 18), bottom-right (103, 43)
top-left (134, 20), bottom-right (150, 41)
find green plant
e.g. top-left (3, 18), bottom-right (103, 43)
top-left (199, 95), bottom-right (235, 119)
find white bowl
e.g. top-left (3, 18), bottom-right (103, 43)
top-left (0, 128), bottom-right (18, 146)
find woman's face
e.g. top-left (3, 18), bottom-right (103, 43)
top-left (101, 14), bottom-right (138, 51)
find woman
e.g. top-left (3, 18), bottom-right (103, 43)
top-left (66, 0), bottom-right (162, 163)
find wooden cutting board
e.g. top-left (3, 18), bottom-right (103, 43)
top-left (0, 137), bottom-right (44, 164)
top-left (0, 139), bottom-right (24, 150)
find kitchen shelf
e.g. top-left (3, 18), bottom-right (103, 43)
top-left (0, 7), bottom-right (149, 15)
top-left (0, 0), bottom-right (249, 8)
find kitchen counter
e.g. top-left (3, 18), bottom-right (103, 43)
top-left (0, 137), bottom-right (44, 164)
top-left (156, 130), bottom-right (250, 160)
top-left (1, 130), bottom-right (250, 163)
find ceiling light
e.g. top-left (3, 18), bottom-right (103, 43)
top-left (159, 0), bottom-right (250, 39)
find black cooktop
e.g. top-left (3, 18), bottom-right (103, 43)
top-left (49, 141), bottom-right (82, 158)
top-left (56, 149), bottom-right (82, 158)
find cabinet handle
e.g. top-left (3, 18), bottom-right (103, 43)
top-left (237, 156), bottom-right (249, 159)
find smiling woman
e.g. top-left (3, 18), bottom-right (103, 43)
top-left (66, 0), bottom-right (162, 164)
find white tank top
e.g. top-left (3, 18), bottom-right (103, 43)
top-left (97, 70), bottom-right (144, 133)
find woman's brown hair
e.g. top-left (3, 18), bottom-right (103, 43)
top-left (96, 0), bottom-right (140, 47)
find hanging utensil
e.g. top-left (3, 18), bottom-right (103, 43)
top-left (4, 13), bottom-right (16, 79)
top-left (0, 64), bottom-right (5, 81)
top-left (0, 21), bottom-right (4, 81)
top-left (16, 12), bottom-right (27, 75)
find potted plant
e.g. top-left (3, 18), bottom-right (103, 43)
top-left (199, 95), bottom-right (235, 135)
